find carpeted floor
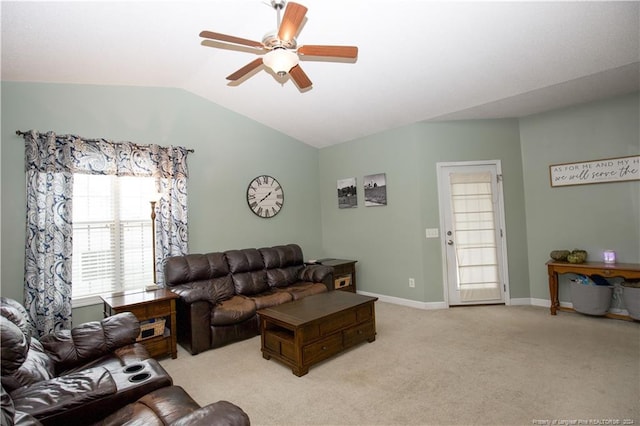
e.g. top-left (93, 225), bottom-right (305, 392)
top-left (160, 302), bottom-right (639, 426)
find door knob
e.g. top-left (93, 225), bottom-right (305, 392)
top-left (447, 240), bottom-right (454, 245)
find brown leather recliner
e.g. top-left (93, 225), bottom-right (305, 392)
top-left (1, 297), bottom-right (251, 426)
top-left (1, 297), bottom-right (172, 425)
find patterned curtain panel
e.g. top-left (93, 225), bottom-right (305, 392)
top-left (22, 130), bottom-right (190, 335)
top-left (155, 153), bottom-right (189, 286)
top-left (24, 132), bottom-right (74, 336)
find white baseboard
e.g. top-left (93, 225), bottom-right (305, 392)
top-left (510, 297), bottom-right (538, 306)
top-left (355, 292), bottom-right (632, 317)
top-left (356, 291), bottom-right (447, 310)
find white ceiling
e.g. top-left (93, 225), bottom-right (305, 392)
top-left (2, 1), bottom-right (639, 148)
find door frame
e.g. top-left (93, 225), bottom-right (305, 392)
top-left (436, 160), bottom-right (511, 307)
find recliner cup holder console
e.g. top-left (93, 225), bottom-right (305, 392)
top-left (121, 363), bottom-right (151, 383)
top-left (110, 359), bottom-right (170, 393)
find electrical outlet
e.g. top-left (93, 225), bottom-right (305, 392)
top-left (409, 278), bottom-right (415, 288)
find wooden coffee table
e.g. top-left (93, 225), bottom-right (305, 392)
top-left (258, 291), bottom-right (378, 376)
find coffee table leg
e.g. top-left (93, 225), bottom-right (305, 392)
top-left (292, 366), bottom-right (308, 377)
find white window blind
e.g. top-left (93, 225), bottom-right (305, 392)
top-left (72, 174), bottom-right (156, 304)
top-left (449, 171), bottom-right (501, 302)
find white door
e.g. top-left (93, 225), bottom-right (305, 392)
top-left (437, 161), bottom-right (509, 306)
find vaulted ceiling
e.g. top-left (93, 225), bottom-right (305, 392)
top-left (2, 1), bottom-right (638, 148)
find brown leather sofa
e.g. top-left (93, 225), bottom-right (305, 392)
top-left (164, 244), bottom-right (333, 355)
top-left (0, 297), bottom-right (250, 426)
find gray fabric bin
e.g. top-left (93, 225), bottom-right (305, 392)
top-left (570, 281), bottom-right (612, 316)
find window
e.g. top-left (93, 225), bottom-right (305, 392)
top-left (72, 174), bottom-right (156, 305)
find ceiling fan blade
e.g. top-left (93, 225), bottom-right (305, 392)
top-left (226, 58), bottom-right (264, 81)
top-left (200, 30), bottom-right (264, 49)
top-left (289, 64), bottom-right (312, 89)
top-left (278, 2), bottom-right (308, 42)
top-left (298, 45), bottom-right (358, 59)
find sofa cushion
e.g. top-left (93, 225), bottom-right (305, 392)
top-left (1, 317), bottom-right (30, 376)
top-left (249, 291), bottom-right (293, 310)
top-left (225, 249), bottom-right (269, 295)
top-left (278, 282), bottom-right (328, 300)
top-left (1, 338), bottom-right (55, 393)
top-left (260, 244), bottom-right (303, 268)
top-left (0, 297), bottom-right (35, 343)
top-left (260, 245), bottom-right (304, 288)
top-left (210, 296), bottom-right (256, 326)
top-left (163, 252), bottom-right (230, 285)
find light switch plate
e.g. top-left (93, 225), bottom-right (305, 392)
top-left (425, 228), bottom-right (439, 238)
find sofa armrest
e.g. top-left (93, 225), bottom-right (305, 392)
top-left (40, 312), bottom-right (140, 374)
top-left (299, 264), bottom-right (334, 291)
top-left (170, 283), bottom-right (219, 305)
top-left (172, 400), bottom-right (251, 426)
top-left (175, 300), bottom-right (212, 356)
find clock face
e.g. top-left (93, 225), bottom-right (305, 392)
top-left (246, 175), bottom-right (284, 218)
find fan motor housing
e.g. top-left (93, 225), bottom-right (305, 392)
top-left (262, 32), bottom-right (297, 50)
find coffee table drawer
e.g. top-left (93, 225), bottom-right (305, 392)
top-left (343, 320), bottom-right (375, 347)
top-left (318, 310), bottom-right (357, 336)
top-left (303, 333), bottom-right (343, 365)
top-left (356, 304), bottom-right (373, 322)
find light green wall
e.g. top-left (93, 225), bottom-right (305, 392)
top-left (519, 93), bottom-right (640, 303)
top-left (1, 82), bottom-right (323, 323)
top-left (2, 81), bottom-right (636, 323)
top-left (319, 119), bottom-right (529, 303)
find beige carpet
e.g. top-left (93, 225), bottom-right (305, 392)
top-left (160, 302), bottom-right (639, 426)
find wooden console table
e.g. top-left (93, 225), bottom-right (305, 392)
top-left (546, 260), bottom-right (640, 316)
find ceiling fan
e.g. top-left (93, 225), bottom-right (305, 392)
top-left (199, 0), bottom-right (358, 90)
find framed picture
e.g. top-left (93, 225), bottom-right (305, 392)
top-left (337, 177), bottom-right (357, 209)
top-left (364, 173), bottom-right (387, 206)
top-left (549, 155), bottom-right (639, 187)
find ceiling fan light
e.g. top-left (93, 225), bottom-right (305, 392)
top-left (263, 48), bottom-right (299, 76)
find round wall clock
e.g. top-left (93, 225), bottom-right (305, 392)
top-left (246, 175), bottom-right (284, 218)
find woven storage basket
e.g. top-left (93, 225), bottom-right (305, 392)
top-left (137, 318), bottom-right (166, 341)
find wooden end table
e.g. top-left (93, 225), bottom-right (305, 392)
top-left (258, 291), bottom-right (377, 376)
top-left (317, 259), bottom-right (357, 292)
top-left (101, 288), bottom-right (179, 359)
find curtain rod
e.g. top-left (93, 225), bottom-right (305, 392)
top-left (15, 130), bottom-right (195, 153)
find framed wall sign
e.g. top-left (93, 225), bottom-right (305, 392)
top-left (549, 155), bottom-right (639, 187)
